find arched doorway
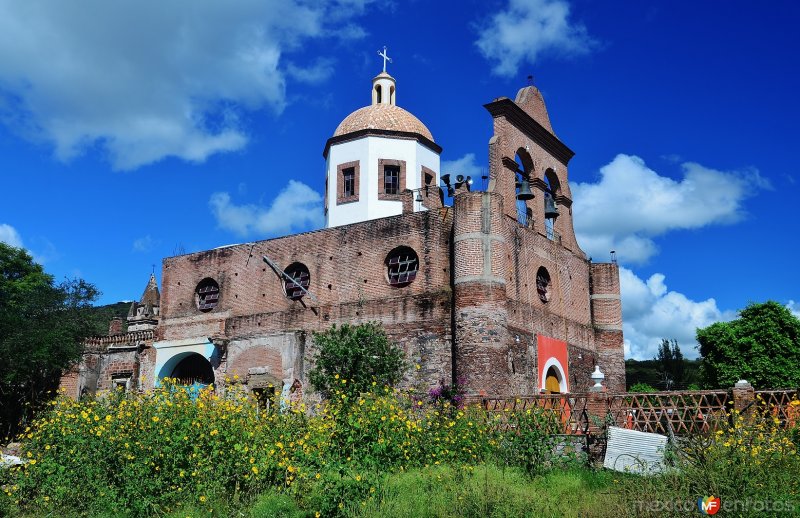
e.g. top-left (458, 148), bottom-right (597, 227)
top-left (169, 353), bottom-right (214, 386)
top-left (545, 366), bottom-right (561, 394)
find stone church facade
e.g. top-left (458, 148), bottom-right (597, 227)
top-left (63, 67), bottom-right (625, 400)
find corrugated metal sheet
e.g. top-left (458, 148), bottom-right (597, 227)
top-left (604, 426), bottom-right (668, 475)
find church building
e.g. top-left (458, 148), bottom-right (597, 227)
top-left (62, 59), bottom-right (625, 399)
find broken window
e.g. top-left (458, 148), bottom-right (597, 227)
top-left (283, 262), bottom-right (310, 301)
top-left (536, 267), bottom-right (551, 303)
top-left (196, 278), bottom-right (220, 312)
top-left (386, 247), bottom-right (419, 287)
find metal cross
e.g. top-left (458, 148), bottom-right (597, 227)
top-left (378, 46), bottom-right (392, 73)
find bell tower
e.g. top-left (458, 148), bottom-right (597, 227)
top-left (484, 85), bottom-right (581, 252)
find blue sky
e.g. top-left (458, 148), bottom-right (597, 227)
top-left (0, 0), bottom-right (798, 359)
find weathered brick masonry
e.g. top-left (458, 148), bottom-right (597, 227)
top-left (63, 76), bottom-right (625, 398)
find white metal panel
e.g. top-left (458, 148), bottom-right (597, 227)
top-left (603, 426), bottom-right (668, 475)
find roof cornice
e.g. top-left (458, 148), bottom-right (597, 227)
top-left (323, 128), bottom-right (442, 158)
top-left (484, 98), bottom-right (575, 166)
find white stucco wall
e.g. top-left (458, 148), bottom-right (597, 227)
top-left (326, 135), bottom-right (440, 228)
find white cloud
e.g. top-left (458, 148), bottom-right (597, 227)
top-left (475, 0), bottom-right (596, 77)
top-left (210, 180), bottom-right (324, 237)
top-left (619, 267), bottom-right (735, 360)
top-left (286, 58), bottom-right (335, 84)
top-left (0, 1), bottom-right (370, 170)
top-left (133, 235), bottom-right (156, 253)
top-left (572, 154), bottom-right (769, 264)
top-left (0, 223), bottom-right (23, 248)
top-left (787, 300), bottom-right (800, 319)
top-left (442, 153), bottom-right (483, 179)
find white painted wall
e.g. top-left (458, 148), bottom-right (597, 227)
top-left (326, 135), bottom-right (440, 228)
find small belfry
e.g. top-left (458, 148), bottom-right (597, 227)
top-left (323, 49), bottom-right (441, 228)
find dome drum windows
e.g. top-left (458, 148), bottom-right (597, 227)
top-left (385, 247), bottom-right (419, 287)
top-left (196, 278), bottom-right (220, 312)
top-left (336, 161), bottom-right (360, 205)
top-left (378, 159), bottom-right (406, 200)
top-left (283, 263), bottom-right (310, 301)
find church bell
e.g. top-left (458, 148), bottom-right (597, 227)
top-left (544, 192), bottom-right (559, 219)
top-left (516, 179), bottom-right (534, 200)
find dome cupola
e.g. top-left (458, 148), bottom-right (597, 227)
top-left (323, 49), bottom-right (441, 228)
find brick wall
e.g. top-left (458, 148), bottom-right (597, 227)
top-left (160, 209), bottom-right (454, 392)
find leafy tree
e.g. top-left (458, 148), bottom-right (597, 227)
top-left (308, 322), bottom-right (406, 398)
top-left (697, 301), bottom-right (800, 389)
top-left (655, 339), bottom-right (685, 390)
top-left (0, 243), bottom-right (98, 438)
top-left (629, 382), bottom-right (659, 393)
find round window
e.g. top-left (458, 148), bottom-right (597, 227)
top-left (196, 278), bottom-right (220, 312)
top-left (385, 247), bottom-right (419, 287)
top-left (283, 263), bottom-right (310, 301)
top-left (536, 267), bottom-right (551, 303)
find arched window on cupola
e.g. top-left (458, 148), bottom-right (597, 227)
top-left (543, 168), bottom-right (561, 241)
top-left (514, 149), bottom-right (534, 227)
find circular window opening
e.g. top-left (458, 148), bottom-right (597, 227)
top-left (536, 267), bottom-right (551, 303)
top-left (283, 262), bottom-right (310, 301)
top-left (385, 246), bottom-right (419, 287)
top-left (196, 278), bottom-right (220, 312)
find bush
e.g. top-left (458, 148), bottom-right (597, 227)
top-left (308, 323), bottom-right (406, 398)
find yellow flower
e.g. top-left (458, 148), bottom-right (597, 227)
top-left (152, 416), bottom-right (160, 423)
top-left (252, 466), bottom-right (259, 474)
top-left (199, 495), bottom-right (207, 503)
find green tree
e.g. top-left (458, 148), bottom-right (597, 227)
top-left (308, 322), bottom-right (406, 398)
top-left (697, 301), bottom-right (800, 389)
top-left (0, 243), bottom-right (98, 438)
top-left (655, 338), bottom-right (685, 390)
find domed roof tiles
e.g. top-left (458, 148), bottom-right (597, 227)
top-left (334, 104), bottom-right (434, 142)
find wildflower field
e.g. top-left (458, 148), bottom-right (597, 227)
top-left (2, 383), bottom-right (800, 517)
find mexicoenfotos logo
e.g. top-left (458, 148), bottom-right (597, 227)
top-left (698, 496), bottom-right (721, 515)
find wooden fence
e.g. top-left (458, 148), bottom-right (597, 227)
top-left (473, 382), bottom-right (799, 437)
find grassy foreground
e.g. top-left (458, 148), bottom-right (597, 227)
top-left (2, 381), bottom-right (799, 517)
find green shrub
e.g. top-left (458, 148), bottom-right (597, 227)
top-left (308, 323), bottom-right (406, 398)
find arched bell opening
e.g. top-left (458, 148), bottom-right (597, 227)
top-left (514, 149), bottom-right (535, 226)
top-left (543, 168), bottom-right (560, 239)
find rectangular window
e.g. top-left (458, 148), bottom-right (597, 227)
top-left (384, 166), bottom-right (400, 195)
top-left (343, 167), bottom-right (355, 197)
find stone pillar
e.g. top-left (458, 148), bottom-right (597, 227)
top-left (733, 380), bottom-right (755, 417)
top-left (590, 262), bottom-right (626, 392)
top-left (453, 191), bottom-right (512, 396)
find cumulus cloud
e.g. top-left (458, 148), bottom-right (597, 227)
top-left (0, 1), bottom-right (370, 170)
top-left (619, 267), bottom-right (735, 360)
top-left (572, 154), bottom-right (769, 264)
top-left (442, 153), bottom-right (483, 179)
top-left (787, 300), bottom-right (800, 319)
top-left (210, 180), bottom-right (324, 237)
top-left (0, 223), bottom-right (23, 248)
top-left (475, 0), bottom-right (596, 77)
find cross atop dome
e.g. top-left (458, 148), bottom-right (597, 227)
top-left (378, 46), bottom-right (392, 73)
